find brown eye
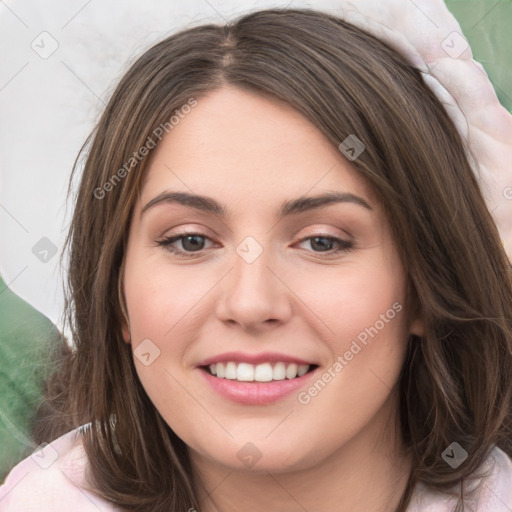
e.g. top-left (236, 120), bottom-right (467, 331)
top-left (297, 235), bottom-right (354, 255)
top-left (157, 232), bottom-right (213, 256)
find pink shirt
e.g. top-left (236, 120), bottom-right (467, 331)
top-left (1, 426), bottom-right (512, 511)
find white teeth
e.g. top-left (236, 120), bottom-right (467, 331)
top-left (216, 363), bottom-right (225, 378)
top-left (297, 364), bottom-right (309, 377)
top-left (225, 362), bottom-right (237, 379)
top-left (273, 362), bottom-right (286, 381)
top-left (207, 361), bottom-right (312, 381)
top-left (285, 363), bottom-right (298, 379)
top-left (237, 363), bottom-right (254, 381)
top-left (254, 363), bottom-right (273, 382)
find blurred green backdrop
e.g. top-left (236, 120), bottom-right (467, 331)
top-left (446, 0), bottom-right (512, 112)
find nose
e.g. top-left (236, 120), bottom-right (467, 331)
top-left (215, 239), bottom-right (293, 333)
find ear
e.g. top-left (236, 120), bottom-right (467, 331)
top-left (409, 315), bottom-right (425, 338)
top-left (405, 283), bottom-right (425, 338)
top-left (122, 321), bottom-right (131, 344)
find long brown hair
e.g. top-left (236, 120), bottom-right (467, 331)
top-left (36, 8), bottom-right (512, 512)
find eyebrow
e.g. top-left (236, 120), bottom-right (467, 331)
top-left (141, 190), bottom-right (373, 218)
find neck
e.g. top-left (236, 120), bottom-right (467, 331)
top-left (190, 394), bottom-right (413, 512)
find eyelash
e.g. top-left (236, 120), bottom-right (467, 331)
top-left (156, 231), bottom-right (355, 258)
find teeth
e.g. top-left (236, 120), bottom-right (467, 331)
top-left (225, 362), bottom-right (237, 379)
top-left (255, 363), bottom-right (273, 382)
top-left (208, 362), bottom-right (312, 382)
top-left (285, 363), bottom-right (298, 379)
top-left (297, 364), bottom-right (309, 377)
top-left (237, 363), bottom-right (254, 382)
top-left (215, 363), bottom-right (225, 378)
top-left (273, 362), bottom-right (286, 381)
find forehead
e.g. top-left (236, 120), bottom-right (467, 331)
top-left (140, 85), bottom-right (375, 209)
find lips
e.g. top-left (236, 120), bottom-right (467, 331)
top-left (196, 351), bottom-right (318, 405)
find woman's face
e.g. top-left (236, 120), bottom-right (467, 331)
top-left (122, 84), bottom-right (423, 472)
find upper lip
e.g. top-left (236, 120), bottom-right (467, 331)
top-left (197, 351), bottom-right (316, 367)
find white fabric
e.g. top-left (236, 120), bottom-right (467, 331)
top-left (1, 426), bottom-right (512, 511)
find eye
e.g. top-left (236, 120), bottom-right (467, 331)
top-left (156, 232), bottom-right (214, 256)
top-left (296, 235), bottom-right (354, 255)
top-left (156, 232), bottom-right (354, 258)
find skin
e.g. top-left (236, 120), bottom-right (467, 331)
top-left (122, 84), bottom-right (424, 512)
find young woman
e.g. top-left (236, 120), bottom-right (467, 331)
top-left (1, 5), bottom-right (511, 512)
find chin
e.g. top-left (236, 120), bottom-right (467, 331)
top-left (190, 433), bottom-right (331, 474)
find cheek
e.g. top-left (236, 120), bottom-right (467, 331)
top-left (294, 252), bottom-right (409, 406)
top-left (296, 263), bottom-right (409, 428)
top-left (297, 255), bottom-right (407, 351)
top-left (122, 255), bottom-right (205, 427)
top-left (123, 251), bottom-right (209, 343)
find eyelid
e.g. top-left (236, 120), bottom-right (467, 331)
top-left (297, 225), bottom-right (354, 241)
top-left (157, 231), bottom-right (216, 251)
top-left (157, 225), bottom-right (351, 245)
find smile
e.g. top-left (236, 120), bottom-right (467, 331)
top-left (206, 361), bottom-right (312, 382)
top-left (198, 353), bottom-right (319, 405)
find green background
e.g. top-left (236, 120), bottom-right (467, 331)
top-left (446, 0), bottom-right (512, 112)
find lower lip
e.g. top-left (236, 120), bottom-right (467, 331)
top-left (199, 367), bottom-right (317, 405)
